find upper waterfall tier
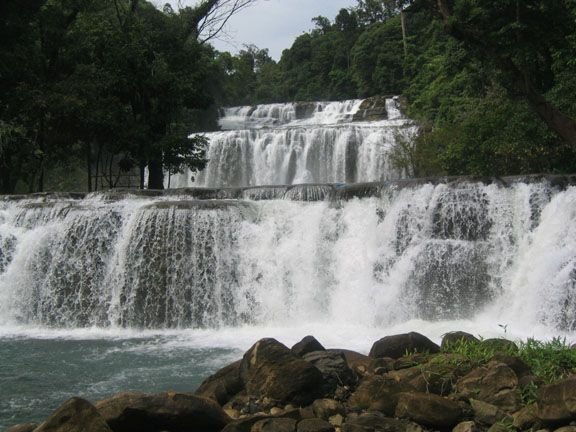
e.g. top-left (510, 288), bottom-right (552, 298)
top-left (168, 97), bottom-right (417, 188)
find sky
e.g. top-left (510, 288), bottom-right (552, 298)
top-left (178, 0), bottom-right (358, 60)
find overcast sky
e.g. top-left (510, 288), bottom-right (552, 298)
top-left (176, 0), bottom-right (358, 60)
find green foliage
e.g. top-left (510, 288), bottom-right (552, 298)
top-left (0, 0), bottom-right (221, 193)
top-left (446, 336), bottom-right (576, 386)
top-left (351, 18), bottom-right (405, 96)
top-left (517, 338), bottom-right (576, 384)
top-left (226, 0), bottom-right (576, 178)
top-left (444, 338), bottom-right (500, 366)
top-left (3, 0), bottom-right (576, 191)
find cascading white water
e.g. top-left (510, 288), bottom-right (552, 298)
top-left (168, 98), bottom-right (417, 188)
top-left (1, 179), bottom-right (576, 338)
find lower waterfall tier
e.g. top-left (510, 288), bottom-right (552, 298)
top-left (1, 177), bottom-right (576, 332)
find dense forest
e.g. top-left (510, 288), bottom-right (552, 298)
top-left (1, 0), bottom-right (576, 193)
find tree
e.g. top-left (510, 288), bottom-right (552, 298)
top-left (98, 0), bottom-right (258, 189)
top-left (433, 0), bottom-right (576, 150)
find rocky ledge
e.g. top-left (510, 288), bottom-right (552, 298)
top-left (8, 331), bottom-right (576, 432)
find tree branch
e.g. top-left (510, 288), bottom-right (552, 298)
top-left (191, 0), bottom-right (257, 44)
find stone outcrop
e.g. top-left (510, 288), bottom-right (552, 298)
top-left (12, 331), bottom-right (576, 432)
top-left (395, 392), bottom-right (464, 428)
top-left (34, 397), bottom-right (112, 432)
top-left (240, 338), bottom-right (325, 405)
top-left (454, 361), bottom-right (520, 412)
top-left (342, 412), bottom-right (423, 432)
top-left (537, 376), bottom-right (576, 423)
top-left (251, 417), bottom-right (297, 432)
top-left (292, 336), bottom-right (326, 357)
top-left (294, 102), bottom-right (317, 120)
top-left (351, 96), bottom-right (389, 122)
top-left (95, 392), bottom-right (230, 432)
top-left (297, 418), bottom-right (335, 432)
top-left (369, 332), bottom-right (441, 359)
top-left (302, 350), bottom-right (356, 391)
top-left (195, 360), bottom-right (244, 405)
top-left (348, 374), bottom-right (414, 415)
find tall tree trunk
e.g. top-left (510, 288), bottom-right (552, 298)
top-left (525, 87), bottom-right (576, 148)
top-left (86, 141), bottom-right (92, 192)
top-left (147, 157), bottom-right (164, 190)
top-left (139, 160), bottom-right (146, 189)
top-left (38, 163), bottom-right (44, 192)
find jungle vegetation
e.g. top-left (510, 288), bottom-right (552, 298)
top-left (1, 0), bottom-right (576, 193)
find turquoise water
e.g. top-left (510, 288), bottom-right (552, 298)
top-left (0, 334), bottom-right (241, 429)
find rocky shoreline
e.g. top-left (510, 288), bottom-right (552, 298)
top-left (8, 331), bottom-right (576, 432)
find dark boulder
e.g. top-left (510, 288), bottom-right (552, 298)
top-left (343, 412), bottom-right (423, 432)
top-left (386, 354), bottom-right (472, 396)
top-left (240, 338), bottom-right (325, 405)
top-left (221, 415), bottom-right (270, 432)
top-left (453, 421), bottom-right (480, 432)
top-left (251, 417), bottom-right (297, 432)
top-left (34, 397), bottom-right (111, 432)
top-left (347, 375), bottom-right (414, 415)
top-left (95, 391), bottom-right (230, 432)
top-left (512, 403), bottom-right (539, 430)
top-left (352, 96), bottom-right (389, 122)
top-left (455, 361), bottom-right (520, 412)
top-left (469, 399), bottom-right (509, 426)
top-left (302, 350), bottom-right (356, 390)
top-left (292, 336), bottom-right (325, 357)
top-left (312, 399), bottom-right (344, 421)
top-left (294, 102), bottom-right (317, 120)
top-left (395, 392), bottom-right (464, 428)
top-left (537, 376), bottom-right (576, 423)
top-left (369, 332), bottom-right (440, 359)
top-left (297, 418), bottom-right (335, 432)
top-left (195, 360), bottom-right (243, 405)
top-left (490, 353), bottom-right (531, 379)
top-left (327, 349), bottom-right (370, 377)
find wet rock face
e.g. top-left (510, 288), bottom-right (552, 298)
top-left (95, 392), bottom-right (230, 432)
top-left (352, 96), bottom-right (389, 122)
top-left (297, 418), bottom-right (335, 432)
top-left (294, 102), bottom-right (318, 120)
top-left (537, 376), bottom-right (576, 423)
top-left (455, 361), bottom-right (520, 413)
top-left (292, 336), bottom-right (326, 357)
top-left (302, 350), bottom-right (356, 391)
top-left (347, 375), bottom-right (414, 415)
top-left (342, 412), bottom-right (423, 432)
top-left (369, 332), bottom-right (440, 359)
top-left (252, 417), bottom-right (297, 432)
top-left (195, 360), bottom-right (244, 406)
top-left (395, 392), bottom-right (464, 428)
top-left (240, 338), bottom-right (325, 405)
top-left (34, 397), bottom-right (112, 432)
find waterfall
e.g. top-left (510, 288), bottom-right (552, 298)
top-left (168, 97), bottom-right (417, 188)
top-left (2, 177), bottom-right (576, 334)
